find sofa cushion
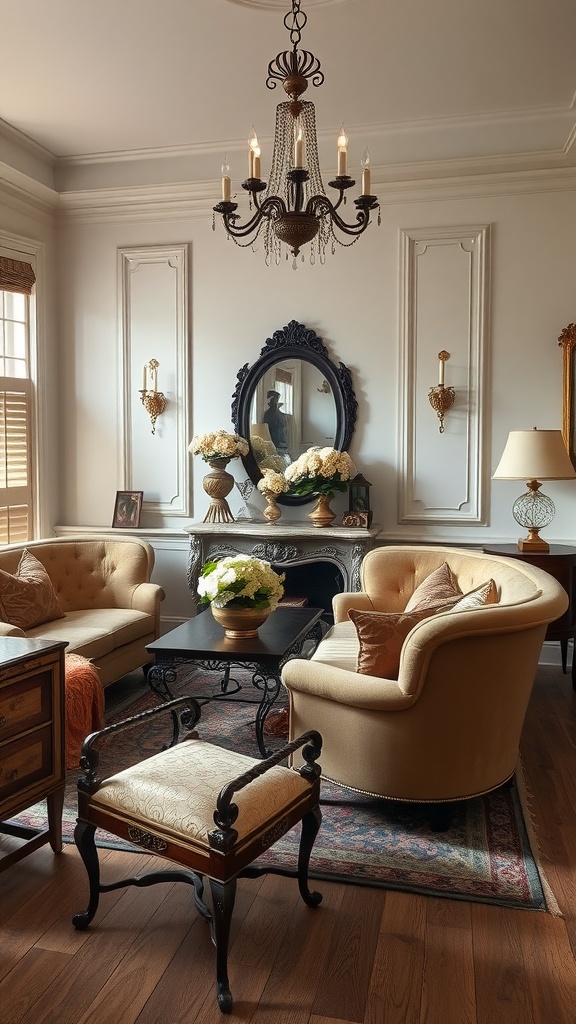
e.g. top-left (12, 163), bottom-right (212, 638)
top-left (24, 608), bottom-right (153, 660)
top-left (449, 579), bottom-right (499, 611)
top-left (404, 561), bottom-right (462, 612)
top-left (0, 549), bottom-right (65, 630)
top-left (349, 605), bottom-right (443, 679)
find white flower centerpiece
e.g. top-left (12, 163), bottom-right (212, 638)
top-left (198, 555), bottom-right (285, 638)
top-left (257, 468), bottom-right (288, 524)
top-left (188, 429), bottom-right (249, 524)
top-left (285, 446), bottom-right (356, 527)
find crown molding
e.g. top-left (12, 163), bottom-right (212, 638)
top-left (0, 118), bottom-right (56, 164)
top-left (0, 162), bottom-right (58, 222)
top-left (54, 162), bottom-right (576, 223)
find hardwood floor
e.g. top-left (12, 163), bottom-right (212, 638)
top-left (1, 664), bottom-right (575, 1023)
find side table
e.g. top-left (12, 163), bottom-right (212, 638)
top-left (482, 544), bottom-right (576, 689)
top-left (0, 637), bottom-right (67, 870)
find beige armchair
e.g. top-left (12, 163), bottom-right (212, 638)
top-left (282, 546), bottom-right (568, 805)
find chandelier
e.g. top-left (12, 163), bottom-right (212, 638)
top-left (212, 0), bottom-right (380, 268)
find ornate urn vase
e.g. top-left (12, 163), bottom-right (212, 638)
top-left (211, 604), bottom-right (272, 639)
top-left (262, 490), bottom-right (282, 525)
top-left (307, 493), bottom-right (336, 528)
top-left (202, 458), bottom-right (235, 523)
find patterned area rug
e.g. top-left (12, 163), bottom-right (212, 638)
top-left (9, 665), bottom-right (559, 914)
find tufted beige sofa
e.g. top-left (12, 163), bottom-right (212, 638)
top-left (282, 545), bottom-right (568, 804)
top-left (0, 536), bottom-right (164, 688)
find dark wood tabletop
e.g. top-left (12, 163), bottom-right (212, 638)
top-left (146, 605), bottom-right (324, 666)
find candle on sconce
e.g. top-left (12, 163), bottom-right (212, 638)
top-left (438, 351), bottom-right (450, 386)
top-left (253, 146), bottom-right (261, 180)
top-left (337, 125), bottom-right (348, 176)
top-left (142, 364), bottom-right (147, 391)
top-left (221, 156), bottom-right (231, 201)
top-left (152, 366), bottom-right (158, 392)
top-left (361, 148), bottom-right (371, 195)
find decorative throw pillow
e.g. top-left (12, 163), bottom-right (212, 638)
top-left (449, 579), bottom-right (498, 612)
top-left (0, 549), bottom-right (64, 630)
top-left (349, 605), bottom-right (444, 680)
top-left (404, 561), bottom-right (462, 612)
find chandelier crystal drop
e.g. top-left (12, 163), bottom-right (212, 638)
top-left (212, 0), bottom-right (380, 267)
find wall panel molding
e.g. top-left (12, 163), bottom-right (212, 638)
top-left (398, 224), bottom-right (490, 525)
top-left (118, 244), bottom-right (191, 520)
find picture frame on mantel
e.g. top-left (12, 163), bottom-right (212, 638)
top-left (112, 490), bottom-right (143, 528)
top-left (559, 322), bottom-right (576, 469)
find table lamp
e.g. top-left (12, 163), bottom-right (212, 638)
top-left (492, 427), bottom-right (576, 551)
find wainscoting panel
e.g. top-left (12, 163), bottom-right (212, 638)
top-left (398, 224), bottom-right (490, 525)
top-left (119, 244), bottom-right (190, 518)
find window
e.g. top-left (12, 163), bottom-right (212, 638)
top-left (0, 256), bottom-right (35, 545)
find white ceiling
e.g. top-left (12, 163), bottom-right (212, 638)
top-left (1, 0), bottom-right (575, 185)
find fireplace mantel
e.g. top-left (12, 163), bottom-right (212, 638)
top-left (184, 521), bottom-right (380, 603)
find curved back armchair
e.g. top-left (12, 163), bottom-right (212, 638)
top-left (282, 546), bottom-right (568, 803)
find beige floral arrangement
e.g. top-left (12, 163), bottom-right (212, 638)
top-left (197, 555), bottom-right (285, 611)
top-left (257, 469), bottom-right (288, 496)
top-left (285, 446), bottom-right (356, 497)
top-left (188, 429), bottom-right (249, 462)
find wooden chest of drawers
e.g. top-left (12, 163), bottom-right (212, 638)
top-left (0, 637), bottom-right (67, 871)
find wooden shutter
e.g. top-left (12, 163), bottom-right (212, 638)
top-left (0, 381), bottom-right (31, 544)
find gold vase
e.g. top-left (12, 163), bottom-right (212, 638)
top-left (202, 457), bottom-right (235, 523)
top-left (263, 490), bottom-right (282, 524)
top-left (211, 604), bottom-right (271, 638)
top-left (307, 492), bottom-right (336, 528)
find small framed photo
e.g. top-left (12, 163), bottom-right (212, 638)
top-left (112, 490), bottom-right (143, 529)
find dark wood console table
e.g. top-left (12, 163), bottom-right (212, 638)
top-left (482, 544), bottom-right (576, 689)
top-left (0, 637), bottom-right (67, 870)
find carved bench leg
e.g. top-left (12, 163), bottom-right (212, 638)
top-left (297, 806), bottom-right (323, 908)
top-left (209, 877), bottom-right (236, 1013)
top-left (72, 820), bottom-right (101, 929)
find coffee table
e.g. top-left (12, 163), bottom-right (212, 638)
top-left (146, 606), bottom-right (325, 756)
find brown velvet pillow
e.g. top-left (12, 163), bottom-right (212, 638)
top-left (0, 549), bottom-right (64, 630)
top-left (449, 579), bottom-right (499, 612)
top-left (404, 561), bottom-right (462, 613)
top-left (349, 605), bottom-right (443, 680)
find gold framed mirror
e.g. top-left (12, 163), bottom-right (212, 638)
top-left (559, 323), bottom-right (576, 469)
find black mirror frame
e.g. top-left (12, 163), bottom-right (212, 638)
top-left (231, 320), bottom-right (358, 506)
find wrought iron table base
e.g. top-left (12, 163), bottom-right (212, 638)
top-left (147, 619), bottom-right (324, 757)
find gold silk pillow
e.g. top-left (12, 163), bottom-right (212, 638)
top-left (404, 561), bottom-right (462, 613)
top-left (449, 579), bottom-right (499, 612)
top-left (0, 549), bottom-right (65, 630)
top-left (349, 605), bottom-right (444, 680)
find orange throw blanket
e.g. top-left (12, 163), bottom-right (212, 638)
top-left (64, 653), bottom-right (104, 770)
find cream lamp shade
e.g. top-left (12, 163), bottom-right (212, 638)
top-left (492, 428), bottom-right (576, 551)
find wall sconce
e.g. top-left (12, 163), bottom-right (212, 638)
top-left (428, 350), bottom-right (455, 433)
top-left (317, 379), bottom-right (331, 394)
top-left (139, 359), bottom-right (167, 435)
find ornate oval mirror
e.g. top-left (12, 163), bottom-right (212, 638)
top-left (231, 320), bottom-right (358, 505)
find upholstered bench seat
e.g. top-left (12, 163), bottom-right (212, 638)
top-left (73, 697), bottom-right (323, 1014)
top-left (88, 739), bottom-right (316, 854)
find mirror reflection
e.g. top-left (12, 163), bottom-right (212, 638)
top-left (249, 359), bottom-right (338, 470)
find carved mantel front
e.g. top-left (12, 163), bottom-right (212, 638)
top-left (184, 521), bottom-right (380, 606)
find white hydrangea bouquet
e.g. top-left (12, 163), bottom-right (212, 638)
top-left (257, 469), bottom-right (288, 495)
top-left (197, 555), bottom-right (285, 610)
top-left (188, 429), bottom-right (249, 462)
top-left (285, 446), bottom-right (356, 498)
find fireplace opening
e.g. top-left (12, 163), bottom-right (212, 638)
top-left (274, 560), bottom-right (344, 624)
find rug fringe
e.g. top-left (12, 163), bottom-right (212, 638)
top-left (515, 758), bottom-right (563, 917)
